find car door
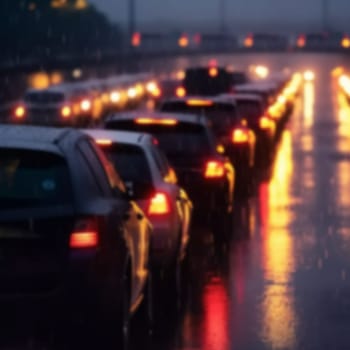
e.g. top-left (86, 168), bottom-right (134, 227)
top-left (78, 138), bottom-right (151, 306)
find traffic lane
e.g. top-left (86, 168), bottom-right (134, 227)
top-left (134, 60), bottom-right (350, 349)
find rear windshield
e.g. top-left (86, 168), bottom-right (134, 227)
top-left (236, 101), bottom-right (263, 120)
top-left (161, 102), bottom-right (238, 135)
top-left (184, 68), bottom-right (232, 95)
top-left (24, 92), bottom-right (65, 104)
top-left (0, 149), bottom-right (72, 209)
top-left (98, 143), bottom-right (153, 198)
top-left (105, 121), bottom-right (212, 158)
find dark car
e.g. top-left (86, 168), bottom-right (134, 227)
top-left (104, 111), bottom-right (235, 240)
top-left (221, 93), bottom-right (276, 168)
top-left (83, 129), bottom-right (193, 297)
top-left (159, 97), bottom-right (256, 196)
top-left (182, 66), bottom-right (234, 96)
top-left (0, 125), bottom-right (152, 344)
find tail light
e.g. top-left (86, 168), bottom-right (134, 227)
top-left (204, 160), bottom-right (225, 178)
top-left (259, 116), bottom-right (272, 129)
top-left (148, 192), bottom-right (170, 215)
top-left (232, 128), bottom-right (249, 143)
top-left (70, 217), bottom-right (99, 249)
top-left (81, 99), bottom-right (91, 112)
top-left (14, 105), bottom-right (26, 119)
top-left (61, 105), bottom-right (71, 118)
top-left (176, 86), bottom-right (186, 98)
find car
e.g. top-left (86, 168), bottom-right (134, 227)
top-left (180, 66), bottom-right (234, 96)
top-left (0, 125), bottom-right (152, 344)
top-left (12, 84), bottom-right (102, 127)
top-left (83, 129), bottom-right (193, 294)
top-left (159, 97), bottom-right (256, 196)
top-left (104, 111), bottom-right (235, 241)
top-left (220, 93), bottom-right (276, 168)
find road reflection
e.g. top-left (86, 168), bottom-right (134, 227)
top-left (259, 130), bottom-right (298, 349)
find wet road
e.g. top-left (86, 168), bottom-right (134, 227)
top-left (3, 53), bottom-right (350, 350)
top-left (140, 54), bottom-right (350, 350)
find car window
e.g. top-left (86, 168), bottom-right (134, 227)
top-left (98, 143), bottom-right (152, 198)
top-left (78, 139), bottom-right (115, 197)
top-left (0, 148), bottom-right (72, 209)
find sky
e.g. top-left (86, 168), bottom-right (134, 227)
top-left (90, 0), bottom-right (350, 33)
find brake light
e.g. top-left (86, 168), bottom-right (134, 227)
top-left (81, 99), bottom-right (91, 111)
top-left (186, 99), bottom-right (213, 106)
top-left (96, 139), bottom-right (113, 146)
top-left (259, 116), bottom-right (272, 129)
top-left (204, 160), bottom-right (225, 178)
top-left (209, 67), bottom-right (218, 77)
top-left (70, 218), bottom-right (98, 249)
top-left (176, 86), bottom-right (186, 98)
top-left (14, 105), bottom-right (26, 119)
top-left (232, 129), bottom-right (249, 143)
top-left (135, 118), bottom-right (178, 125)
top-left (61, 105), bottom-right (71, 118)
top-left (148, 192), bottom-right (170, 215)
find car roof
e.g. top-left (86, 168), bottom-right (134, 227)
top-left (106, 111), bottom-right (208, 126)
top-left (83, 129), bottom-right (153, 146)
top-left (221, 93), bottom-right (263, 102)
top-left (162, 96), bottom-right (237, 106)
top-left (0, 125), bottom-right (79, 153)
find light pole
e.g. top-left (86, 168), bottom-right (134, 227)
top-left (128, 0), bottom-right (136, 47)
top-left (220, 0), bottom-right (227, 35)
top-left (321, 0), bottom-right (329, 32)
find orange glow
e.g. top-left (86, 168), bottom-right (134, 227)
top-left (259, 116), bottom-right (272, 129)
top-left (14, 106), bottom-right (26, 119)
top-left (244, 35), bottom-right (254, 48)
top-left (178, 35), bottom-right (189, 48)
top-left (51, 72), bottom-right (63, 85)
top-left (186, 99), bottom-right (213, 107)
top-left (61, 105), bottom-right (71, 118)
top-left (176, 70), bottom-right (185, 80)
top-left (96, 139), bottom-right (113, 146)
top-left (135, 118), bottom-right (178, 126)
top-left (232, 128), bottom-right (249, 143)
top-left (70, 232), bottom-right (98, 249)
top-left (341, 37), bottom-right (350, 49)
top-left (303, 81), bottom-right (315, 127)
top-left (176, 86), bottom-right (186, 97)
top-left (131, 32), bottom-right (141, 47)
top-left (148, 192), bottom-right (170, 215)
top-left (28, 72), bottom-right (50, 90)
top-left (204, 161), bottom-right (225, 178)
top-left (209, 67), bottom-right (219, 78)
top-left (297, 35), bottom-right (306, 48)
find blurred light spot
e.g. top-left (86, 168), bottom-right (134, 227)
top-left (303, 81), bottom-right (315, 127)
top-left (304, 70), bottom-right (315, 82)
top-left (28, 73), bottom-right (50, 89)
top-left (72, 68), bottom-right (82, 79)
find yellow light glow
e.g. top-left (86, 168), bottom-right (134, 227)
top-left (341, 37), bottom-right (350, 49)
top-left (127, 87), bottom-right (137, 99)
top-left (176, 70), bottom-right (185, 80)
top-left (303, 81), bottom-right (315, 128)
top-left (110, 91), bottom-right (121, 103)
top-left (260, 130), bottom-right (297, 350)
top-left (255, 65), bottom-right (269, 79)
top-left (304, 70), bottom-right (315, 82)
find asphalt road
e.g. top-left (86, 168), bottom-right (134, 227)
top-left (2, 53), bottom-right (350, 350)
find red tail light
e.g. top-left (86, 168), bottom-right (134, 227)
top-left (70, 217), bottom-right (98, 249)
top-left (176, 86), bottom-right (186, 98)
top-left (259, 116), bottom-right (272, 129)
top-left (232, 128), bottom-right (249, 143)
top-left (204, 160), bottom-right (225, 178)
top-left (148, 192), bottom-right (170, 215)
